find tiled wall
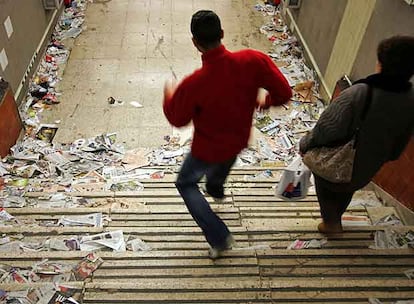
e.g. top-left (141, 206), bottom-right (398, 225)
top-left (0, 0), bottom-right (55, 98)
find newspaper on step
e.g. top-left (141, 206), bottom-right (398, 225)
top-left (80, 230), bottom-right (126, 251)
top-left (1, 195), bottom-right (26, 208)
top-left (373, 214), bottom-right (403, 226)
top-left (126, 237), bottom-right (151, 252)
top-left (287, 238), bottom-right (327, 250)
top-left (370, 229), bottom-right (414, 249)
top-left (370, 298), bottom-right (414, 304)
top-left (73, 252), bottom-right (103, 280)
top-left (404, 269), bottom-right (414, 280)
top-left (57, 213), bottom-right (104, 228)
top-left (122, 148), bottom-right (151, 171)
top-left (341, 215), bottom-right (371, 226)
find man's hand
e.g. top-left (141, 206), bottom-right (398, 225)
top-left (256, 88), bottom-right (270, 111)
top-left (164, 78), bottom-right (178, 99)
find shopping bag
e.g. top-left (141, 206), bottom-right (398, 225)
top-left (276, 156), bottom-right (311, 200)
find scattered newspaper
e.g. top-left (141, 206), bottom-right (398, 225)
top-left (373, 214), bottom-right (403, 226)
top-left (341, 215), bottom-right (371, 226)
top-left (57, 213), bottom-right (104, 228)
top-left (80, 230), bottom-right (126, 251)
top-left (404, 269), bottom-right (414, 280)
top-left (73, 252), bottom-right (103, 280)
top-left (122, 148), bottom-right (151, 171)
top-left (127, 238), bottom-right (152, 252)
top-left (0, 208), bottom-right (15, 221)
top-left (370, 298), bottom-right (414, 304)
top-left (370, 229), bottom-right (414, 249)
top-left (287, 238), bottom-right (327, 250)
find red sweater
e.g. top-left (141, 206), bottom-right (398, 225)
top-left (163, 45), bottom-right (292, 162)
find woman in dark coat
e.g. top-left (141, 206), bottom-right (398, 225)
top-left (300, 35), bottom-right (414, 234)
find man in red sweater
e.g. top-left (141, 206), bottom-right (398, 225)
top-left (163, 10), bottom-right (292, 259)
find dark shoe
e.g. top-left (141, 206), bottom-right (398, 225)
top-left (318, 222), bottom-right (343, 234)
top-left (208, 234), bottom-right (235, 259)
top-left (213, 197), bottom-right (224, 204)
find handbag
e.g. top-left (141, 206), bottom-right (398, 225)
top-left (302, 85), bottom-right (372, 183)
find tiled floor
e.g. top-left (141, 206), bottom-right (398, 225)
top-left (42, 0), bottom-right (270, 148)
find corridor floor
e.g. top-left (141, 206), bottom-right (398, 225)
top-left (43, 0), bottom-right (270, 148)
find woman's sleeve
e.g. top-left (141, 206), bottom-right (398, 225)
top-left (299, 86), bottom-right (360, 153)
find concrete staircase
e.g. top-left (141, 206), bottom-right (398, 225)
top-left (1, 167), bottom-right (414, 303)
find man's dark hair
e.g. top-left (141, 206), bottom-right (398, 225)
top-left (377, 35), bottom-right (414, 81)
top-left (191, 10), bottom-right (222, 49)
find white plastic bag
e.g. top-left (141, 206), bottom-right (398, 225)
top-left (276, 156), bottom-right (311, 201)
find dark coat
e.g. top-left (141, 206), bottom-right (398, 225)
top-left (300, 81), bottom-right (414, 192)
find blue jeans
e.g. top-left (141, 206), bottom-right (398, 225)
top-left (175, 153), bottom-right (236, 249)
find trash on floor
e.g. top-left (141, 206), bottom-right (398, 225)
top-left (79, 230), bottom-right (126, 251)
top-left (370, 298), bottom-right (414, 304)
top-left (122, 148), bottom-right (151, 171)
top-left (373, 214), bottom-right (403, 226)
top-left (349, 199), bottom-right (383, 208)
top-left (56, 213), bottom-right (106, 228)
top-left (370, 229), bottom-right (414, 249)
top-left (244, 169), bottom-right (273, 181)
top-left (341, 215), bottom-right (371, 227)
top-left (287, 238), bottom-right (327, 250)
top-left (35, 124), bottom-right (59, 143)
top-left (126, 237), bottom-right (152, 252)
top-left (0, 260), bottom-right (73, 284)
top-left (404, 269), bottom-right (414, 280)
top-left (130, 101), bottom-right (143, 108)
top-left (73, 252), bottom-right (103, 280)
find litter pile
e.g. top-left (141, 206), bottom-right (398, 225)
top-left (0, 257), bottom-right (86, 284)
top-left (370, 229), bottom-right (414, 249)
top-left (0, 225), bottom-right (151, 253)
top-left (20, 0), bottom-right (88, 143)
top-left (0, 284), bottom-right (79, 304)
top-left (248, 2), bottom-right (326, 165)
top-left (370, 298), bottom-right (414, 304)
top-left (0, 253), bottom-right (102, 303)
top-left (149, 134), bottom-right (190, 166)
top-left (0, 134), bottom-right (155, 254)
top-left (0, 133), bottom-right (154, 207)
top-left (287, 238), bottom-right (327, 250)
top-left (373, 214), bottom-right (404, 226)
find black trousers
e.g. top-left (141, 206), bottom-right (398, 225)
top-left (314, 175), bottom-right (355, 224)
top-left (175, 153), bottom-right (236, 248)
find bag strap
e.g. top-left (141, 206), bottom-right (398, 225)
top-left (353, 85), bottom-right (373, 147)
top-left (360, 85), bottom-right (373, 121)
